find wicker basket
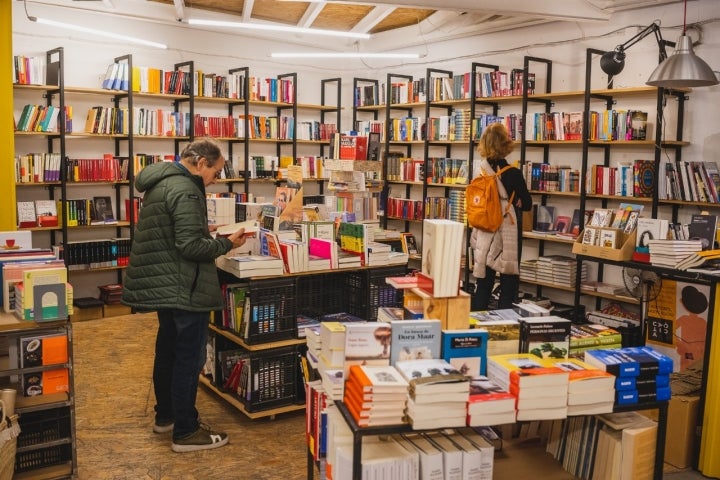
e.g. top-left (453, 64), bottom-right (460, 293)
top-left (0, 400), bottom-right (21, 480)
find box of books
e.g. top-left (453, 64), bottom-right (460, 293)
top-left (572, 228), bottom-right (636, 261)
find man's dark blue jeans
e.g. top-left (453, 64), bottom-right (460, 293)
top-left (153, 309), bottom-right (209, 439)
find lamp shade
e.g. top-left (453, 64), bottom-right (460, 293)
top-left (647, 35), bottom-right (719, 87)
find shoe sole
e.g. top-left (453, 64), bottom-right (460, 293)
top-left (171, 436), bottom-right (228, 453)
top-left (153, 424), bottom-right (174, 434)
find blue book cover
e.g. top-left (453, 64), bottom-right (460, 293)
top-left (584, 349), bottom-right (640, 377)
top-left (441, 329), bottom-right (489, 376)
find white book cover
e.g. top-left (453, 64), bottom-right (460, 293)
top-left (390, 319), bottom-right (442, 366)
top-left (344, 322), bottom-right (392, 361)
top-left (402, 434), bottom-right (444, 480)
top-left (394, 358), bottom-right (469, 393)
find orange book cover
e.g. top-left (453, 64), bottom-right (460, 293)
top-left (43, 368), bottom-right (69, 394)
top-left (42, 335), bottom-right (69, 365)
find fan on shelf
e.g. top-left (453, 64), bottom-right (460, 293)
top-left (622, 267), bottom-right (662, 303)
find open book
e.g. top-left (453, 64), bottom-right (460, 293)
top-left (215, 219), bottom-right (260, 237)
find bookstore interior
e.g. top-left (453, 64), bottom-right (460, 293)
top-left (2, 0), bottom-right (720, 478)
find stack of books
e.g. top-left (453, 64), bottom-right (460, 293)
top-left (487, 353), bottom-right (569, 421)
top-left (569, 323), bottom-right (623, 357)
top-left (584, 346), bottom-right (672, 406)
top-left (216, 254), bottom-right (285, 278)
top-left (364, 241), bottom-right (392, 266)
top-left (318, 320), bottom-right (356, 401)
top-left (466, 375), bottom-right (517, 426)
top-left (545, 357), bottom-right (615, 415)
top-left (303, 321), bottom-right (322, 370)
top-left (648, 239), bottom-right (703, 268)
top-left (468, 309), bottom-right (521, 356)
top-left (343, 364), bottom-right (409, 427)
top-left (395, 358), bottom-right (470, 430)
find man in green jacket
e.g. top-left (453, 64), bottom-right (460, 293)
top-left (123, 139), bottom-right (247, 452)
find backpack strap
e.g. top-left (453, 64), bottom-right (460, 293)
top-left (495, 166), bottom-right (516, 224)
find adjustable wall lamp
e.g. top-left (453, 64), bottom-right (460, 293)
top-left (600, 0), bottom-right (718, 88)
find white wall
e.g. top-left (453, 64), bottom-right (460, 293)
top-left (12, 1), bottom-right (720, 301)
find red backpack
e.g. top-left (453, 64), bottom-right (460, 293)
top-left (466, 165), bottom-right (515, 232)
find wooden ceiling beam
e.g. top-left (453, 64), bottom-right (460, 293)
top-left (298, 3), bottom-right (325, 28)
top-left (351, 5), bottom-right (394, 33)
top-left (336, 0), bottom-right (610, 22)
top-left (172, 0), bottom-right (185, 21)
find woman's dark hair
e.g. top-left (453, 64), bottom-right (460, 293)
top-left (180, 139), bottom-right (223, 167)
top-left (639, 230), bottom-right (653, 247)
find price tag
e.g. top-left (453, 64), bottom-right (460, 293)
top-left (647, 317), bottom-right (673, 345)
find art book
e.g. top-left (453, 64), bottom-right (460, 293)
top-left (346, 364), bottom-right (409, 395)
top-left (467, 375), bottom-right (516, 414)
top-left (389, 319), bottom-right (442, 366)
top-left (441, 329), bottom-right (489, 376)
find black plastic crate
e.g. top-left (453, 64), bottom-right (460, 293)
top-left (242, 346), bottom-right (299, 412)
top-left (245, 277), bottom-right (297, 344)
top-left (15, 443), bottom-right (73, 474)
top-left (345, 266), bottom-right (406, 320)
top-left (296, 271), bottom-right (346, 318)
top-left (16, 408), bottom-right (72, 449)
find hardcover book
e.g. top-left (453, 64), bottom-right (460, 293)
top-left (389, 319), bottom-right (442, 366)
top-left (519, 316), bottom-right (571, 360)
top-left (343, 322), bottom-right (392, 361)
top-left (486, 353), bottom-right (569, 391)
top-left (441, 329), bottom-right (489, 376)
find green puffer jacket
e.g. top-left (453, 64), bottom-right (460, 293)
top-left (122, 162), bottom-right (232, 312)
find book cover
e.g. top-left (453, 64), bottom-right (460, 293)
top-left (344, 322), bottom-right (392, 361)
top-left (394, 358), bottom-right (469, 391)
top-left (389, 319), bottom-right (442, 366)
top-left (633, 160), bottom-right (654, 197)
top-left (346, 364), bottom-right (409, 394)
top-left (486, 353), bottom-right (569, 391)
top-left (467, 375), bottom-right (516, 414)
top-left (441, 329), bottom-right (489, 376)
top-left (687, 214), bottom-right (718, 251)
top-left (545, 357), bottom-right (615, 394)
top-left (519, 316), bottom-right (571, 359)
top-left (92, 196), bottom-right (115, 224)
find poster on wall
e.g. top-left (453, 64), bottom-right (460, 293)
top-left (645, 279), bottom-right (709, 372)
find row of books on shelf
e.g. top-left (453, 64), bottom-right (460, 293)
top-left (59, 238), bottom-right (131, 270)
top-left (12, 54), bottom-right (50, 86)
top-left (529, 109), bottom-right (647, 142)
top-left (519, 256), bottom-right (588, 286)
top-left (523, 163), bottom-right (581, 193)
top-left (660, 159), bottom-right (720, 203)
top-left (17, 196), bottom-right (123, 229)
top-left (354, 68), bottom-right (536, 108)
top-left (15, 104), bottom-right (72, 133)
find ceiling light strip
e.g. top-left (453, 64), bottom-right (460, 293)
top-left (32, 17), bottom-right (167, 49)
top-left (271, 52), bottom-right (420, 59)
top-left (188, 18), bottom-right (371, 39)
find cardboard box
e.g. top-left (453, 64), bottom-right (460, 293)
top-left (640, 394), bottom-right (700, 469)
top-left (103, 303), bottom-right (132, 317)
top-left (666, 395), bottom-right (700, 468)
top-left (572, 229), bottom-right (636, 261)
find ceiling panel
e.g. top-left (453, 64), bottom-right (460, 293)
top-left (370, 7), bottom-right (435, 34)
top-left (310, 4), bottom-right (374, 31)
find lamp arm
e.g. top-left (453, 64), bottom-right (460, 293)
top-left (616, 22), bottom-right (669, 62)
